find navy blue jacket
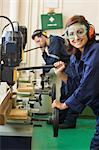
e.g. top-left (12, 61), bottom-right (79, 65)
top-left (65, 40), bottom-right (99, 115)
top-left (61, 51), bottom-right (83, 101)
top-left (42, 35), bottom-right (70, 73)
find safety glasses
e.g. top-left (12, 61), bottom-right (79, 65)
top-left (65, 24), bottom-right (87, 40)
top-left (34, 36), bottom-right (41, 43)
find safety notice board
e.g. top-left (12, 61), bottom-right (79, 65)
top-left (41, 13), bottom-right (63, 30)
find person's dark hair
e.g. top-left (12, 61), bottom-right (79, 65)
top-left (65, 15), bottom-right (96, 54)
top-left (32, 29), bottom-right (47, 40)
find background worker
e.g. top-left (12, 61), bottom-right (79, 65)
top-left (32, 29), bottom-right (78, 128)
top-left (52, 15), bottom-right (99, 149)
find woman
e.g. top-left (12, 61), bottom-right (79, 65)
top-left (52, 15), bottom-right (99, 149)
top-left (32, 29), bottom-right (79, 128)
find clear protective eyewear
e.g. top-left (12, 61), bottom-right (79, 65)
top-left (65, 24), bottom-right (87, 40)
top-left (34, 36), bottom-right (41, 43)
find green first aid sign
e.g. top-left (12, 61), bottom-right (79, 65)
top-left (41, 13), bottom-right (63, 30)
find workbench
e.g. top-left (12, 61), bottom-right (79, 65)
top-left (0, 123), bottom-right (32, 150)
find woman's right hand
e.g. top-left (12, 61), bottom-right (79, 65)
top-left (54, 61), bottom-right (68, 83)
top-left (54, 61), bottom-right (65, 76)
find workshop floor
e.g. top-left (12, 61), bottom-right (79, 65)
top-left (32, 117), bottom-right (96, 150)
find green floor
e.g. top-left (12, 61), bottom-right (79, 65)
top-left (32, 117), bottom-right (96, 150)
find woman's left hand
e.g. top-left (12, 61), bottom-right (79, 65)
top-left (52, 100), bottom-right (68, 110)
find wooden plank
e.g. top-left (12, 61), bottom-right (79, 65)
top-left (0, 90), bottom-right (12, 125)
top-left (8, 108), bottom-right (28, 120)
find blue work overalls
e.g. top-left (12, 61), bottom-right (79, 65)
top-left (59, 50), bottom-right (83, 123)
top-left (65, 40), bottom-right (99, 149)
top-left (42, 35), bottom-right (69, 68)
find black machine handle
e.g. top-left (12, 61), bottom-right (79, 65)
top-left (17, 64), bottom-right (55, 71)
top-left (17, 63), bottom-right (68, 71)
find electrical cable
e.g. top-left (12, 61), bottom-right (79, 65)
top-left (2, 21), bottom-right (19, 33)
top-left (0, 16), bottom-right (14, 33)
top-left (0, 16), bottom-right (15, 41)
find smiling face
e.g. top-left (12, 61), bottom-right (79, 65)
top-left (67, 23), bottom-right (88, 52)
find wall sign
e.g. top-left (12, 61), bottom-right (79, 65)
top-left (41, 13), bottom-right (63, 30)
